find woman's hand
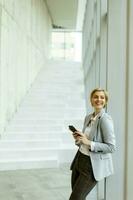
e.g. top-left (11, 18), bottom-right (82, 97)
top-left (74, 131), bottom-right (92, 146)
top-left (72, 132), bottom-right (79, 140)
top-left (72, 131), bottom-right (83, 140)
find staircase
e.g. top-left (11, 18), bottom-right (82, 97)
top-left (0, 60), bottom-right (86, 170)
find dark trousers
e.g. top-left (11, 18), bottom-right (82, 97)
top-left (69, 151), bottom-right (97, 200)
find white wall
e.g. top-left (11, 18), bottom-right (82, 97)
top-left (0, 0), bottom-right (52, 134)
top-left (82, 0), bottom-right (132, 200)
top-left (125, 1), bottom-right (133, 200)
top-left (106, 0), bottom-right (127, 199)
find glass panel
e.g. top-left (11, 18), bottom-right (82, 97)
top-left (51, 31), bottom-right (82, 62)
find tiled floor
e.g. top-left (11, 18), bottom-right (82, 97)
top-left (0, 165), bottom-right (97, 200)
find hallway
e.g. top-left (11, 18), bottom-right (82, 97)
top-left (0, 0), bottom-right (133, 199)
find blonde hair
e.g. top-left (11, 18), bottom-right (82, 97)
top-left (90, 88), bottom-right (109, 107)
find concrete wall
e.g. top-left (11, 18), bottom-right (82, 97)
top-left (125, 1), bottom-right (133, 200)
top-left (82, 0), bottom-right (132, 200)
top-left (0, 0), bottom-right (52, 134)
top-left (106, 0), bottom-right (127, 200)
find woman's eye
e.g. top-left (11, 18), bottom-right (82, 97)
top-left (93, 96), bottom-right (105, 99)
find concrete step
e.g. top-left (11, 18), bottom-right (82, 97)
top-left (19, 103), bottom-right (65, 109)
top-left (26, 90), bottom-right (84, 96)
top-left (0, 139), bottom-right (61, 149)
top-left (12, 115), bottom-right (64, 120)
top-left (0, 145), bottom-right (77, 171)
top-left (9, 119), bottom-right (63, 126)
top-left (12, 112), bottom-right (64, 119)
top-left (0, 157), bottom-right (58, 171)
top-left (25, 93), bottom-right (67, 99)
top-left (21, 99), bottom-right (85, 106)
top-left (0, 146), bottom-right (77, 162)
top-left (12, 110), bottom-right (85, 120)
top-left (5, 125), bottom-right (63, 132)
top-left (17, 107), bottom-right (84, 112)
top-left (0, 148), bottom-right (59, 159)
top-left (1, 132), bottom-right (62, 140)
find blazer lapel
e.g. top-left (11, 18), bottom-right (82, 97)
top-left (82, 114), bottom-right (92, 133)
top-left (88, 116), bottom-right (100, 140)
top-left (86, 109), bottom-right (105, 140)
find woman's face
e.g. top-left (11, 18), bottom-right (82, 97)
top-left (91, 91), bottom-right (106, 111)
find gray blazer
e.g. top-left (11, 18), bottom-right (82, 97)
top-left (70, 109), bottom-right (116, 181)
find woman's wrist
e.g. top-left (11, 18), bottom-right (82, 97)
top-left (85, 139), bottom-right (91, 147)
top-left (88, 140), bottom-right (92, 148)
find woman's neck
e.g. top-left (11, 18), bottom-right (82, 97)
top-left (94, 109), bottom-right (102, 116)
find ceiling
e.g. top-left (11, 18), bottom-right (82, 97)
top-left (45, 0), bottom-right (87, 30)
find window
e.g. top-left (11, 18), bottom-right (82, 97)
top-left (51, 31), bottom-right (82, 62)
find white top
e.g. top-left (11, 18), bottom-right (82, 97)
top-left (79, 114), bottom-right (98, 156)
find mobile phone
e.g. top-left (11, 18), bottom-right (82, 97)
top-left (69, 125), bottom-right (77, 133)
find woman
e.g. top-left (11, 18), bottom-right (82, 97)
top-left (69, 88), bottom-right (116, 200)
